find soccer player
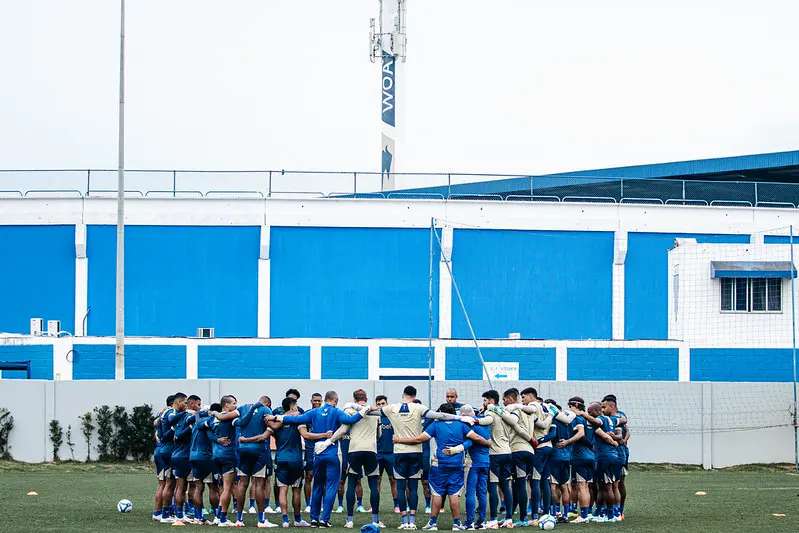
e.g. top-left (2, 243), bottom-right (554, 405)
top-left (573, 401), bottom-right (620, 522)
top-left (304, 393), bottom-right (323, 513)
top-left (168, 392), bottom-right (194, 524)
top-left (208, 395), bottom-right (240, 526)
top-left (339, 389), bottom-right (382, 529)
top-left (479, 390), bottom-right (515, 529)
top-left (519, 387), bottom-right (551, 524)
top-left (371, 385), bottom-right (474, 530)
top-left (394, 403), bottom-right (491, 532)
top-left (190, 402), bottom-right (222, 525)
top-left (546, 399), bottom-right (574, 523)
top-left (153, 394), bottom-right (176, 523)
top-left (275, 391), bottom-right (367, 527)
top-left (235, 396), bottom-right (279, 528)
top-left (274, 388), bottom-right (304, 515)
top-left (375, 395), bottom-right (400, 513)
top-left (184, 394), bottom-right (202, 520)
top-left (445, 389), bottom-right (464, 414)
top-left (458, 404), bottom-right (491, 530)
top-left (602, 394), bottom-right (629, 520)
top-left (558, 397), bottom-right (594, 523)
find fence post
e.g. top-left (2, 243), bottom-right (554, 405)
top-left (86, 170), bottom-right (91, 197)
top-left (754, 182), bottom-right (758, 206)
top-left (447, 174), bottom-right (451, 199)
top-left (172, 170), bottom-right (176, 197)
top-left (620, 177), bottom-right (623, 201)
top-left (267, 171), bottom-right (272, 198)
top-left (353, 172), bottom-right (357, 197)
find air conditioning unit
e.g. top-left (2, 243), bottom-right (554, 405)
top-left (508, 332), bottom-right (521, 340)
top-left (197, 327), bottom-right (215, 339)
top-left (30, 318), bottom-right (44, 336)
top-left (47, 320), bottom-right (61, 336)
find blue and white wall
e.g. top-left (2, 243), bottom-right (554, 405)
top-left (2, 196), bottom-right (799, 382)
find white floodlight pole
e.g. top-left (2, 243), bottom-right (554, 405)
top-left (115, 0), bottom-right (126, 379)
top-left (373, 0), bottom-right (406, 191)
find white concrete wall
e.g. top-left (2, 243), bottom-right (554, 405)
top-left (669, 241), bottom-right (799, 346)
top-left (0, 379), bottom-right (793, 468)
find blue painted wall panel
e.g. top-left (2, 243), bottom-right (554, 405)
top-left (321, 347), bottom-right (368, 379)
top-left (445, 347), bottom-right (555, 380)
top-left (87, 225), bottom-right (259, 337)
top-left (0, 345), bottom-right (54, 379)
top-left (625, 232), bottom-right (750, 340)
top-left (765, 236), bottom-right (794, 244)
top-left (270, 227), bottom-right (439, 338)
top-left (451, 229), bottom-right (614, 340)
top-left (0, 225), bottom-right (75, 334)
top-left (72, 344), bottom-right (115, 380)
top-left (198, 346), bottom-right (310, 379)
top-left (567, 347), bottom-right (678, 381)
top-left (690, 348), bottom-right (796, 382)
top-left (125, 345), bottom-right (186, 379)
top-left (379, 347), bottom-right (432, 369)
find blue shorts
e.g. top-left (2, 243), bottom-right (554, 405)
top-left (548, 459), bottom-right (570, 485)
top-left (378, 454), bottom-right (395, 477)
top-left (171, 456), bottom-right (191, 480)
top-left (190, 459), bottom-right (217, 484)
top-left (532, 445), bottom-right (552, 480)
top-left (429, 466), bottom-right (464, 497)
top-left (238, 448), bottom-right (271, 478)
top-left (347, 451), bottom-right (379, 478)
top-left (489, 454), bottom-right (513, 483)
top-left (276, 461), bottom-right (304, 488)
top-left (596, 459), bottom-right (622, 484)
top-left (155, 447), bottom-right (173, 480)
top-left (394, 452), bottom-right (423, 480)
top-left (570, 460), bottom-right (595, 483)
top-left (511, 450), bottom-right (535, 480)
top-left (213, 456), bottom-right (237, 476)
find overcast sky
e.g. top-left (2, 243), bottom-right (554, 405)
top-left (1, 0), bottom-right (797, 189)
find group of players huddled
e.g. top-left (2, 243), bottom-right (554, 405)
top-left (151, 385), bottom-right (629, 529)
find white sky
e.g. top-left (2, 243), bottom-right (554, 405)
top-left (0, 1), bottom-right (797, 190)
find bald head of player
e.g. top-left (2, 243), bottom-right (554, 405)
top-left (445, 388), bottom-right (459, 405)
top-left (460, 404), bottom-right (475, 417)
top-left (587, 401), bottom-right (602, 417)
top-left (324, 390), bottom-right (339, 406)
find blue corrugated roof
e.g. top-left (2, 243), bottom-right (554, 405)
top-left (398, 150), bottom-right (799, 196)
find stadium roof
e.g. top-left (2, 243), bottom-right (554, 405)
top-left (395, 150), bottom-right (799, 203)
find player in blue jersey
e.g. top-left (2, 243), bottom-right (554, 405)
top-left (235, 396), bottom-right (279, 528)
top-left (557, 397), bottom-right (595, 524)
top-left (207, 395), bottom-right (240, 526)
top-left (602, 394), bottom-right (629, 520)
top-left (167, 393), bottom-right (194, 524)
top-left (273, 389), bottom-right (304, 515)
top-left (547, 399), bottom-right (574, 523)
top-left (457, 405), bottom-right (491, 530)
top-left (445, 389), bottom-right (464, 414)
top-left (153, 394), bottom-right (176, 523)
top-left (576, 401), bottom-right (621, 523)
top-left (182, 394), bottom-right (202, 520)
top-left (190, 402), bottom-right (222, 525)
top-left (275, 390), bottom-right (367, 527)
top-left (375, 395), bottom-right (400, 513)
top-left (394, 403), bottom-right (490, 531)
top-left (304, 392), bottom-right (323, 513)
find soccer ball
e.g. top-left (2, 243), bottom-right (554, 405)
top-left (538, 515), bottom-right (556, 530)
top-left (117, 499), bottom-right (133, 513)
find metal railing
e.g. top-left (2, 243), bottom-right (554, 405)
top-left (2, 169), bottom-right (799, 208)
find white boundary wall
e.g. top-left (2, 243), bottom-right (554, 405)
top-left (0, 379), bottom-right (793, 468)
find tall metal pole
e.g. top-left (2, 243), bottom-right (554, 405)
top-left (427, 218), bottom-right (434, 408)
top-left (790, 225), bottom-right (798, 472)
top-left (115, 0), bottom-right (126, 380)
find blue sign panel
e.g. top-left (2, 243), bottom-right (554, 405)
top-left (381, 51), bottom-right (396, 126)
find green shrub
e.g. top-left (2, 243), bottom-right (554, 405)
top-left (78, 412), bottom-right (94, 461)
top-left (48, 420), bottom-right (64, 462)
top-left (0, 408), bottom-right (13, 459)
top-left (129, 404), bottom-right (155, 461)
top-left (93, 405), bottom-right (113, 461)
top-left (110, 405), bottom-right (131, 461)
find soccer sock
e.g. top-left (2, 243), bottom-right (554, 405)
top-left (429, 516), bottom-right (438, 525)
top-left (347, 514), bottom-right (354, 523)
top-left (282, 514), bottom-right (289, 524)
top-left (220, 512), bottom-right (228, 524)
top-left (407, 480), bottom-right (419, 514)
top-left (217, 506), bottom-right (222, 518)
top-left (619, 503), bottom-right (624, 515)
top-left (357, 497), bottom-right (363, 507)
top-left (453, 518), bottom-right (462, 527)
top-left (580, 507), bottom-right (589, 519)
top-left (236, 510), bottom-right (244, 522)
top-left (409, 514), bottom-right (416, 525)
top-left (249, 498), bottom-right (255, 509)
top-left (393, 497), bottom-right (399, 508)
top-left (613, 505), bottom-right (620, 518)
top-left (294, 513), bottom-right (302, 523)
top-left (425, 495), bottom-right (431, 508)
top-left (258, 512), bottom-right (265, 523)
top-left (264, 497), bottom-right (271, 508)
top-left (176, 505), bottom-right (184, 519)
top-left (372, 513), bottom-right (379, 524)
top-left (338, 493), bottom-right (344, 507)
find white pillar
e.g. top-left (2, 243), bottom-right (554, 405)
top-left (186, 340), bottom-right (198, 380)
top-left (74, 223), bottom-right (88, 336)
top-left (52, 337), bottom-right (74, 381)
top-left (433, 342), bottom-right (446, 380)
top-left (612, 230), bottom-right (628, 340)
top-left (438, 226), bottom-right (453, 339)
top-left (368, 343), bottom-right (380, 380)
top-left (309, 344), bottom-right (322, 380)
top-left (257, 225), bottom-right (270, 338)
top-left (678, 343), bottom-right (690, 382)
top-left (555, 344), bottom-right (568, 381)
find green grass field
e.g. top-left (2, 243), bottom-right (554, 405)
top-left (1, 462), bottom-right (798, 532)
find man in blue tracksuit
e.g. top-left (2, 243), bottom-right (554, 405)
top-left (275, 391), bottom-right (365, 527)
